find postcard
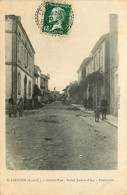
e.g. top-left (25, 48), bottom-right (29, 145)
top-left (0, 0), bottom-right (127, 194)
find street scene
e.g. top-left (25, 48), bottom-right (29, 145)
top-left (5, 9), bottom-right (118, 170)
top-left (6, 101), bottom-right (117, 170)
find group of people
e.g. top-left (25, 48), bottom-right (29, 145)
top-left (84, 95), bottom-right (108, 121)
top-left (8, 97), bottom-right (24, 118)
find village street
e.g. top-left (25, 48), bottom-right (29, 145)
top-left (6, 101), bottom-right (117, 170)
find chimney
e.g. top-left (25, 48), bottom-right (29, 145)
top-left (109, 14), bottom-right (118, 116)
top-left (109, 14), bottom-right (118, 69)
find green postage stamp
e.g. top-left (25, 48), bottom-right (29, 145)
top-left (42, 2), bottom-right (72, 35)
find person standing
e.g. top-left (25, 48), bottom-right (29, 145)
top-left (83, 98), bottom-right (88, 109)
top-left (18, 98), bottom-right (24, 117)
top-left (88, 94), bottom-right (93, 110)
top-left (101, 96), bottom-right (108, 120)
top-left (8, 96), bottom-right (14, 117)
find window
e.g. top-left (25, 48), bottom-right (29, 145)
top-left (28, 80), bottom-right (31, 96)
top-left (18, 32), bottom-right (21, 38)
top-left (100, 48), bottom-right (103, 70)
top-left (17, 40), bottom-right (21, 63)
top-left (24, 50), bottom-right (28, 68)
top-left (27, 53), bottom-right (29, 68)
top-left (17, 72), bottom-right (21, 95)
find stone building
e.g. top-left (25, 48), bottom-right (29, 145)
top-left (33, 66), bottom-right (50, 104)
top-left (77, 57), bottom-right (92, 101)
top-left (85, 33), bottom-right (110, 110)
top-left (40, 74), bottom-right (50, 103)
top-left (33, 65), bottom-right (42, 104)
top-left (77, 57), bottom-right (91, 84)
top-left (5, 15), bottom-right (35, 107)
top-left (40, 74), bottom-right (49, 90)
top-left (34, 65), bottom-right (42, 88)
top-left (77, 14), bottom-right (118, 116)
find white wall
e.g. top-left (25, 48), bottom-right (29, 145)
top-left (5, 33), bottom-right (12, 63)
top-left (5, 66), bottom-right (12, 100)
top-left (17, 67), bottom-right (33, 101)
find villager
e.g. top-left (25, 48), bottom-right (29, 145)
top-left (83, 98), bottom-right (88, 109)
top-left (94, 106), bottom-right (101, 122)
top-left (18, 98), bottom-right (24, 117)
top-left (8, 96), bottom-right (14, 117)
top-left (101, 96), bottom-right (108, 120)
top-left (13, 101), bottom-right (18, 117)
top-left (87, 94), bottom-right (93, 110)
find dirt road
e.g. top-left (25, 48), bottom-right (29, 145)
top-left (6, 101), bottom-right (117, 170)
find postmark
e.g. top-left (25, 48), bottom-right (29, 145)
top-left (35, 1), bottom-right (74, 36)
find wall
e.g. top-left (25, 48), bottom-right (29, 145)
top-left (16, 23), bottom-right (34, 78)
top-left (85, 38), bottom-right (110, 110)
top-left (5, 15), bottom-right (35, 106)
top-left (5, 20), bottom-right (13, 101)
top-left (109, 14), bottom-right (118, 116)
top-left (5, 66), bottom-right (12, 101)
top-left (17, 67), bottom-right (33, 101)
top-left (45, 80), bottom-right (48, 90)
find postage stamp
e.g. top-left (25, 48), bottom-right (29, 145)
top-left (42, 2), bottom-right (72, 35)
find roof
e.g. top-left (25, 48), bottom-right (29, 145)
top-left (5, 15), bottom-right (35, 53)
top-left (77, 57), bottom-right (92, 73)
top-left (40, 74), bottom-right (50, 80)
top-left (34, 65), bottom-right (42, 76)
top-left (91, 33), bottom-right (109, 54)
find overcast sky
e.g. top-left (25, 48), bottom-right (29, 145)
top-left (3, 0), bottom-right (121, 92)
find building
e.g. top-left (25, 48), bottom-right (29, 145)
top-left (34, 65), bottom-right (42, 88)
top-left (109, 14), bottom-right (118, 116)
top-left (33, 66), bottom-right (50, 104)
top-left (40, 74), bottom-right (50, 103)
top-left (33, 65), bottom-right (42, 104)
top-left (86, 33), bottom-right (110, 109)
top-left (77, 57), bottom-right (92, 101)
top-left (77, 14), bottom-right (118, 116)
top-left (77, 57), bottom-right (91, 84)
top-left (5, 15), bottom-right (35, 108)
top-left (40, 74), bottom-right (49, 90)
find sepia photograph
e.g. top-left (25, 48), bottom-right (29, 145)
top-left (1, 0), bottom-right (127, 194)
top-left (5, 1), bottom-right (118, 170)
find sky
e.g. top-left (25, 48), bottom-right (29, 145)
top-left (2, 0), bottom-right (121, 92)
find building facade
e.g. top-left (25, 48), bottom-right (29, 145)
top-left (40, 74), bottom-right (49, 90)
top-left (33, 66), bottom-right (50, 104)
top-left (77, 57), bottom-right (90, 84)
top-left (77, 14), bottom-right (118, 116)
top-left (40, 74), bottom-right (50, 103)
top-left (5, 15), bottom-right (35, 107)
top-left (86, 33), bottom-right (110, 110)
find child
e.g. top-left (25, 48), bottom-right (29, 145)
top-left (94, 106), bottom-right (101, 122)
